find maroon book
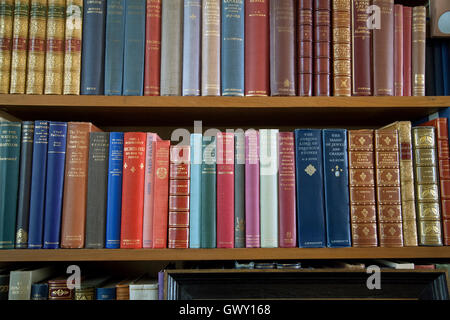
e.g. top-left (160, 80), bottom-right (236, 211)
top-left (313, 0), bottom-right (331, 96)
top-left (394, 5), bottom-right (404, 96)
top-left (297, 0), bottom-right (313, 96)
top-left (403, 6), bottom-right (412, 96)
top-left (143, 0), bottom-right (161, 96)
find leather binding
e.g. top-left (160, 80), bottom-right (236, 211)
top-left (412, 6), bottom-right (426, 97)
top-left (373, 0), bottom-right (394, 96)
top-left (189, 133), bottom-right (202, 248)
top-left (144, 0), bottom-right (162, 96)
top-left (394, 5), bottom-right (403, 96)
top-left (15, 121), bottom-right (34, 248)
top-left (116, 279), bottom-right (137, 300)
top-left (104, 0), bottom-right (125, 95)
top-left (374, 129), bottom-right (403, 247)
top-left (278, 132), bottom-right (296, 248)
top-left (323, 129), bottom-right (351, 247)
top-left (234, 131), bottom-right (245, 248)
top-left (0, 122), bottom-right (21, 249)
top-left (31, 283), bottom-right (48, 300)
top-left (85, 132), bottom-right (110, 249)
top-left (270, 0), bottom-right (296, 96)
top-left (9, 0), bottom-right (30, 94)
top-left (26, 0), bottom-right (47, 94)
top-left (44, 0), bottom-right (66, 95)
top-left (348, 130), bottom-right (378, 247)
top-left (313, 0), bottom-right (331, 96)
top-left (27, 120), bottom-right (49, 249)
top-left (202, 0), bottom-right (221, 96)
top-left (63, 0), bottom-right (83, 95)
top-left (295, 129), bottom-right (326, 248)
top-left (245, 129), bottom-right (260, 248)
top-left (43, 122), bottom-right (68, 249)
top-left (182, 0), bottom-right (201, 96)
top-left (48, 277), bottom-right (73, 300)
top-left (160, 0), bottom-right (183, 96)
top-left (0, 0), bottom-right (13, 93)
top-left (245, 0), bottom-right (269, 96)
top-left (332, 0), bottom-right (351, 96)
top-left (351, 0), bottom-right (371, 96)
top-left (168, 145), bottom-right (191, 248)
top-left (380, 121), bottom-right (418, 246)
top-left (297, 0), bottom-right (313, 96)
top-left (201, 135), bottom-right (216, 248)
top-left (412, 126), bottom-right (443, 246)
top-left (403, 6), bottom-right (412, 96)
top-left (60, 122), bottom-right (101, 248)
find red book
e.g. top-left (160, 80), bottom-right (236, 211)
top-left (394, 5), bottom-right (404, 96)
top-left (297, 0), bottom-right (313, 96)
top-left (216, 132), bottom-right (235, 248)
top-left (144, 0), bottom-right (162, 96)
top-left (278, 132), bottom-right (297, 247)
top-left (120, 133), bottom-right (147, 249)
top-left (403, 6), bottom-right (412, 96)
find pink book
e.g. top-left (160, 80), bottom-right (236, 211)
top-left (403, 6), bottom-right (412, 96)
top-left (245, 130), bottom-right (260, 248)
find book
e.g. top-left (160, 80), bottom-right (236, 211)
top-left (182, 0), bottom-right (201, 96)
top-left (202, 0), bottom-right (221, 96)
top-left (332, 0), bottom-right (351, 96)
top-left (31, 282), bottom-right (48, 300)
top-left (116, 278), bottom-right (137, 300)
top-left (8, 266), bottom-right (54, 300)
top-left (144, 0), bottom-right (162, 96)
top-left (433, 40), bottom-right (445, 96)
top-left (96, 279), bottom-right (118, 300)
top-left (0, 268), bottom-right (9, 300)
top-left (189, 133), bottom-right (202, 248)
top-left (374, 259), bottom-right (414, 270)
top-left (129, 276), bottom-right (158, 300)
top-left (394, 4), bottom-right (403, 96)
top-left (403, 6), bottom-right (412, 96)
top-left (245, 129), bottom-right (260, 248)
top-left (234, 131), bottom-right (245, 248)
top-left (297, 0), bottom-right (313, 96)
top-left (412, 6), bottom-right (426, 96)
top-left (443, 41), bottom-right (450, 96)
top-left (74, 276), bottom-right (109, 300)
top-left (48, 276), bottom-right (73, 300)
top-left (0, 0), bottom-right (13, 94)
top-left (201, 135), bottom-right (216, 248)
top-left (313, 0), bottom-right (331, 96)
top-left (143, 133), bottom-right (159, 248)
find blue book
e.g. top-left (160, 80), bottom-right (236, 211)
top-left (322, 129), bottom-right (351, 248)
top-left (105, 132), bottom-right (124, 249)
top-left (31, 283), bottom-right (48, 300)
top-left (434, 40), bottom-right (444, 96)
top-left (104, 0), bottom-right (125, 95)
top-left (182, 0), bottom-right (201, 96)
top-left (221, 0), bottom-right (244, 96)
top-left (295, 129), bottom-right (326, 248)
top-left (189, 133), bottom-right (202, 248)
top-left (96, 286), bottom-right (116, 300)
top-left (123, 0), bottom-right (146, 96)
top-left (43, 122), bottom-right (67, 249)
top-left (442, 41), bottom-right (450, 96)
top-left (81, 0), bottom-right (106, 95)
top-left (28, 121), bottom-right (49, 249)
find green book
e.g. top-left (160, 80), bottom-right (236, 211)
top-left (201, 135), bottom-right (216, 248)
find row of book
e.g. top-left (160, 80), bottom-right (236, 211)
top-left (0, 0), bottom-right (430, 97)
top-left (426, 38), bottom-right (450, 96)
top-left (1, 117), bottom-right (450, 250)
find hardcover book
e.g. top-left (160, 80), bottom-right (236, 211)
top-left (297, 0), bottom-right (313, 96)
top-left (234, 131), bottom-right (245, 248)
top-left (313, 0), bottom-right (331, 96)
top-left (412, 6), bottom-right (426, 96)
top-left (394, 4), bottom-right (404, 96)
top-left (48, 277), bottom-right (73, 300)
top-left (189, 133), bottom-right (202, 248)
top-left (332, 0), bottom-right (351, 96)
top-left (245, 129), bottom-right (260, 248)
top-left (144, 0), bottom-right (161, 96)
top-left (202, 0), bottom-right (221, 96)
top-left (0, 0), bottom-right (13, 94)
top-left (31, 282), bottom-right (48, 300)
top-left (403, 6), bottom-right (412, 96)
top-left (201, 135), bottom-right (216, 248)
top-left (8, 266), bottom-right (54, 300)
top-left (182, 0), bottom-right (201, 96)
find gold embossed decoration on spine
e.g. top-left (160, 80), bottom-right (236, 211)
top-left (10, 0), bottom-right (30, 94)
top-left (26, 0), bottom-right (47, 94)
top-left (44, 0), bottom-right (65, 94)
top-left (0, 0), bottom-right (14, 93)
top-left (63, 0), bottom-right (82, 94)
top-left (332, 0), bottom-right (351, 96)
top-left (412, 6), bottom-right (426, 96)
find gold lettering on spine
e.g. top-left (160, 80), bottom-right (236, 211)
top-left (333, 0), bottom-right (351, 96)
top-left (63, 0), bottom-right (82, 94)
top-left (0, 0), bottom-right (14, 93)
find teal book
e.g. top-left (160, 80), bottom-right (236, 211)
top-left (234, 131), bottom-right (245, 247)
top-left (189, 133), bottom-right (202, 248)
top-left (201, 135), bottom-right (216, 248)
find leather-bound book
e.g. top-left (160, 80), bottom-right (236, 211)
top-left (394, 5), bottom-right (403, 96)
top-left (403, 6), bottom-right (412, 96)
top-left (332, 0), bottom-right (351, 96)
top-left (412, 127), bottom-right (443, 246)
top-left (0, 0), bottom-right (13, 94)
top-left (144, 0), bottom-right (161, 96)
top-left (201, 135), bottom-right (216, 248)
top-left (313, 0), bottom-right (331, 96)
top-left (182, 0), bottom-right (201, 96)
top-left (48, 277), bottom-right (73, 300)
top-left (234, 131), bottom-right (245, 248)
top-left (297, 0), bottom-right (313, 96)
top-left (189, 133), bottom-right (202, 248)
top-left (412, 6), bottom-right (426, 97)
top-left (245, 129), bottom-right (260, 248)
top-left (202, 0), bottom-right (221, 96)
top-left (348, 130), bottom-right (378, 247)
top-left (373, 0), bottom-right (394, 96)
top-left (374, 129), bottom-right (403, 247)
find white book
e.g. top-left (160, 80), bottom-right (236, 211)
top-left (8, 266), bottom-right (54, 300)
top-left (129, 278), bottom-right (158, 300)
top-left (374, 259), bottom-right (415, 270)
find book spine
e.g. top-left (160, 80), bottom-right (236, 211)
top-left (123, 0), bottom-right (146, 96)
top-left (201, 135), bottom-right (216, 248)
top-left (104, 0), bottom-right (125, 95)
top-left (234, 131), bottom-right (245, 248)
top-left (332, 0), bottom-right (351, 96)
top-left (120, 132), bottom-right (147, 248)
top-left (425, 38), bottom-right (435, 97)
top-left (96, 287), bottom-right (116, 300)
top-left (351, 0), bottom-right (372, 96)
top-left (270, 0), bottom-right (296, 96)
top-left (278, 132), bottom-right (296, 248)
top-left (27, 120), bottom-right (49, 249)
top-left (44, 0), bottom-right (65, 94)
top-left (189, 133), bottom-right (202, 248)
top-left (0, 0), bottom-right (13, 93)
top-left (8, 271), bottom-right (31, 300)
top-left (245, 129), bottom-right (260, 248)
top-left (393, 5), bottom-right (403, 96)
top-left (444, 43), bottom-right (450, 96)
top-left (105, 132), bottom-right (124, 249)
top-left (142, 133), bottom-right (157, 248)
top-left (0, 122), bottom-right (21, 249)
top-left (348, 130), bottom-right (378, 247)
top-left (160, 0), bottom-right (183, 96)
top-left (63, 0), bottom-right (83, 95)
top-left (85, 132), bottom-right (110, 248)
top-left (313, 0), bottom-right (331, 96)
top-left (43, 122), bottom-right (68, 249)
top-left (48, 280), bottom-right (73, 300)
top-left (31, 283), bottom-right (48, 300)
top-left (297, 0), bottom-right (313, 96)
top-left (295, 129), bottom-right (326, 247)
top-left (373, 0), bottom-right (394, 96)
top-left (433, 40), bottom-right (444, 96)
top-left (202, 0), bottom-right (221, 96)
top-left (403, 6), bottom-right (412, 96)
top-left (374, 129), bottom-right (403, 247)
top-left (15, 121), bottom-right (34, 248)
top-left (26, 0), bottom-right (47, 94)
top-left (412, 6), bottom-right (426, 97)
top-left (0, 274), bottom-right (9, 300)
top-left (144, 0), bottom-right (161, 96)
top-left (323, 129), bottom-right (351, 247)
top-left (182, 0), bottom-right (201, 96)
top-left (244, 0), bottom-right (269, 96)
top-left (260, 129), bottom-right (278, 248)
top-left (9, 0), bottom-right (30, 94)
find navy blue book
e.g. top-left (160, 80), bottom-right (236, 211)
top-left (27, 121), bottom-right (49, 249)
top-left (221, 0), bottom-right (244, 96)
top-left (105, 132), bottom-right (124, 249)
top-left (434, 39), bottom-right (445, 96)
top-left (182, 0), bottom-right (201, 96)
top-left (81, 0), bottom-right (107, 95)
top-left (43, 122), bottom-right (68, 249)
top-left (31, 283), bottom-right (48, 300)
top-left (442, 41), bottom-right (450, 96)
top-left (104, 0), bottom-right (125, 95)
top-left (294, 129), bottom-right (326, 248)
top-left (426, 38), bottom-right (435, 96)
top-left (322, 129), bottom-right (351, 248)
top-left (123, 0), bottom-right (146, 96)
top-left (96, 285), bottom-right (116, 300)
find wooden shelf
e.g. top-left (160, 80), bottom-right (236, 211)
top-left (1, 247), bottom-right (450, 262)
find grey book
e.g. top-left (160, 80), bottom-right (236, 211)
top-left (8, 266), bottom-right (55, 300)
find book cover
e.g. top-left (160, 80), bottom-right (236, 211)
top-left (31, 282), bottom-right (48, 300)
top-left (96, 280), bottom-right (118, 300)
top-left (201, 135), bottom-right (216, 248)
top-left (245, 129), bottom-right (260, 248)
top-left (394, 4), bottom-right (404, 96)
top-left (143, 133), bottom-right (159, 248)
top-left (434, 39), bottom-right (445, 96)
top-left (313, 0), bottom-right (331, 96)
top-left (297, 0), bottom-right (313, 96)
top-left (202, 0), bottom-right (221, 96)
top-left (144, 0), bottom-right (161, 96)
top-left (189, 133), bottom-right (202, 248)
top-left (234, 131), bottom-right (245, 248)
top-left (0, 0), bottom-right (13, 94)
top-left (48, 277), bottom-right (73, 300)
top-left (412, 6), bottom-right (426, 96)
top-left (403, 6), bottom-right (412, 96)
top-left (182, 0), bottom-right (201, 96)
top-left (442, 41), bottom-right (450, 96)
top-left (426, 37), bottom-right (435, 97)
top-left (8, 266), bottom-right (54, 300)
top-left (332, 0), bottom-right (351, 96)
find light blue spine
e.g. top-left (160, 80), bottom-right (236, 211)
top-left (182, 0), bottom-right (201, 96)
top-left (189, 133), bottom-right (202, 248)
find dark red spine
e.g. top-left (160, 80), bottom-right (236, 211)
top-left (394, 5), bottom-right (404, 96)
top-left (403, 6), bottom-right (412, 96)
top-left (144, 0), bottom-right (161, 96)
top-left (298, 0), bottom-right (313, 96)
top-left (313, 0), bottom-right (331, 96)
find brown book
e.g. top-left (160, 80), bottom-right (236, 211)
top-left (394, 4), bottom-right (403, 96)
top-left (60, 122), bottom-right (101, 248)
top-left (348, 130), bottom-right (378, 247)
top-left (403, 6), bottom-right (412, 96)
top-left (332, 0), bottom-right (351, 96)
top-left (313, 0), bottom-right (331, 96)
top-left (412, 6), bottom-right (426, 97)
top-left (374, 129), bottom-right (403, 247)
top-left (116, 278), bottom-right (136, 300)
top-left (297, 0), bottom-right (313, 96)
